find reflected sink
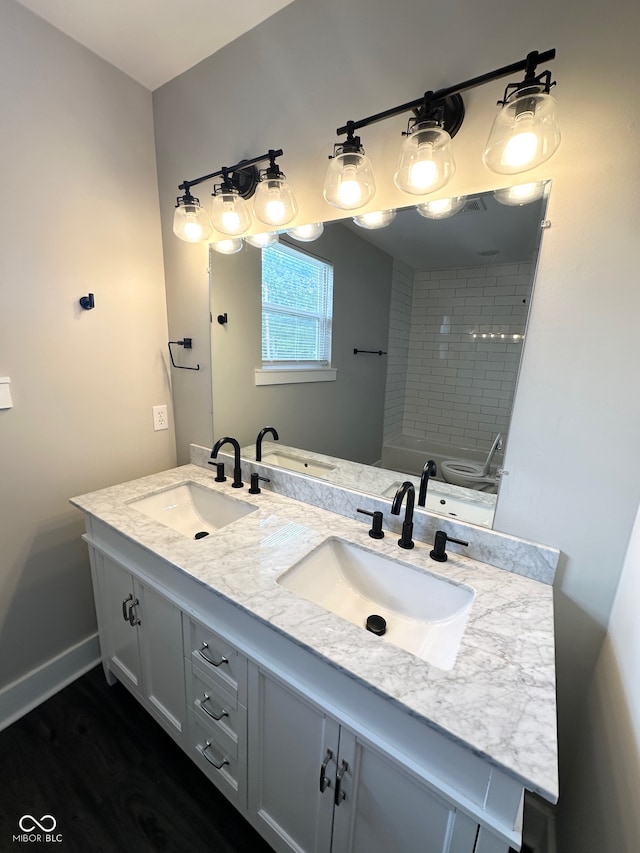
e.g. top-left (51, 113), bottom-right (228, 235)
top-left (261, 451), bottom-right (336, 477)
top-left (277, 538), bottom-right (475, 670)
top-left (128, 482), bottom-right (256, 539)
top-left (381, 481), bottom-right (494, 528)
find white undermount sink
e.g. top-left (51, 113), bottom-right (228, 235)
top-left (277, 537), bottom-right (475, 670)
top-left (128, 482), bottom-right (256, 539)
top-left (260, 451), bottom-right (336, 477)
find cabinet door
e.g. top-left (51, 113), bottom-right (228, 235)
top-left (93, 553), bottom-right (141, 694)
top-left (332, 729), bottom-right (479, 853)
top-left (136, 579), bottom-right (185, 742)
top-left (248, 665), bottom-right (339, 853)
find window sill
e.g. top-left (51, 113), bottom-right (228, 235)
top-left (255, 367), bottom-right (337, 386)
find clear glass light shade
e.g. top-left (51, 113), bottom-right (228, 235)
top-left (493, 181), bottom-right (546, 206)
top-left (211, 237), bottom-right (244, 255)
top-left (483, 91), bottom-right (560, 175)
top-left (353, 209), bottom-right (397, 229)
top-left (173, 199), bottom-right (212, 243)
top-left (286, 222), bottom-right (325, 242)
top-left (416, 196), bottom-right (466, 220)
top-left (210, 189), bottom-right (252, 236)
top-left (323, 151), bottom-right (376, 210)
top-left (245, 231), bottom-right (280, 248)
top-left (394, 123), bottom-right (456, 195)
top-left (253, 176), bottom-right (298, 227)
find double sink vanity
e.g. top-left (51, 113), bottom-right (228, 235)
top-left (71, 443), bottom-right (559, 853)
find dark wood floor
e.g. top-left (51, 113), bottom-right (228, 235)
top-left (0, 666), bottom-right (274, 852)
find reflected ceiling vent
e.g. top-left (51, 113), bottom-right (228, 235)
top-left (459, 197), bottom-right (487, 215)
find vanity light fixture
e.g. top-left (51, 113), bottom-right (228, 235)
top-left (416, 196), bottom-right (466, 220)
top-left (483, 55), bottom-right (560, 174)
top-left (323, 129), bottom-right (376, 210)
top-left (173, 190), bottom-right (213, 242)
top-left (173, 149), bottom-right (295, 243)
top-left (286, 222), bottom-right (325, 242)
top-left (325, 49), bottom-right (558, 212)
top-left (353, 209), bottom-right (397, 229)
top-left (210, 170), bottom-right (253, 236)
top-left (253, 150), bottom-right (298, 227)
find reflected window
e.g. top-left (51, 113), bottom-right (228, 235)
top-left (261, 244), bottom-right (334, 367)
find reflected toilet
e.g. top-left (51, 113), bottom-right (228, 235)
top-left (441, 433), bottom-right (503, 493)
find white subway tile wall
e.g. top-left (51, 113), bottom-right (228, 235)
top-left (384, 261), bottom-right (535, 453)
top-left (383, 259), bottom-right (413, 441)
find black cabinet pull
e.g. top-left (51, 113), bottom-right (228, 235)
top-left (335, 760), bottom-right (348, 806)
top-left (319, 748), bottom-right (333, 792)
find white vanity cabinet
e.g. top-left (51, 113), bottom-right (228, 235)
top-left (248, 666), bottom-right (483, 853)
top-left (88, 546), bottom-right (186, 744)
top-left (78, 508), bottom-right (535, 853)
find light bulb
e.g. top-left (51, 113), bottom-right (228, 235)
top-left (323, 150), bottom-right (375, 211)
top-left (353, 209), bottom-right (397, 230)
top-left (173, 198), bottom-right (212, 243)
top-left (222, 208), bottom-right (242, 232)
top-left (394, 122), bottom-right (455, 196)
top-left (409, 158), bottom-right (438, 192)
top-left (286, 222), bottom-right (324, 242)
top-left (266, 197), bottom-right (285, 222)
top-left (254, 176), bottom-right (298, 226)
top-left (338, 165), bottom-right (363, 206)
top-left (502, 119), bottom-right (538, 168)
top-left (483, 91), bottom-right (560, 175)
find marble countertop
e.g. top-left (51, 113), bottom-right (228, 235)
top-left (71, 463), bottom-right (558, 803)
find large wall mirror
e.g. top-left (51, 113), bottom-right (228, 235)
top-left (209, 183), bottom-right (549, 528)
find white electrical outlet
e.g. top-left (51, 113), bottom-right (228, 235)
top-left (152, 404), bottom-right (169, 431)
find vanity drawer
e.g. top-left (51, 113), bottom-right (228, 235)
top-left (187, 663), bottom-right (246, 760)
top-left (184, 618), bottom-right (247, 704)
top-left (188, 710), bottom-right (246, 810)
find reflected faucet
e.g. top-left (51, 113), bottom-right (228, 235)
top-left (256, 425), bottom-right (279, 462)
top-left (390, 481), bottom-right (415, 550)
top-left (210, 436), bottom-right (243, 488)
top-left (418, 459), bottom-right (437, 508)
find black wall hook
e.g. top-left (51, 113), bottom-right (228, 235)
top-left (168, 338), bottom-right (200, 370)
top-left (217, 313), bottom-right (228, 325)
top-left (79, 293), bottom-right (95, 310)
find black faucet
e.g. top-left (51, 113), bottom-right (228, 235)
top-left (256, 425), bottom-right (279, 462)
top-left (209, 436), bottom-right (243, 488)
top-left (417, 459), bottom-right (437, 508)
top-left (390, 481), bottom-right (415, 550)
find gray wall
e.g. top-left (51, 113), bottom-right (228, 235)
top-left (153, 0), bottom-right (640, 848)
top-left (0, 2), bottom-right (175, 691)
top-left (210, 226), bottom-right (392, 462)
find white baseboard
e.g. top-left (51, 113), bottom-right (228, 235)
top-left (0, 633), bottom-right (101, 732)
